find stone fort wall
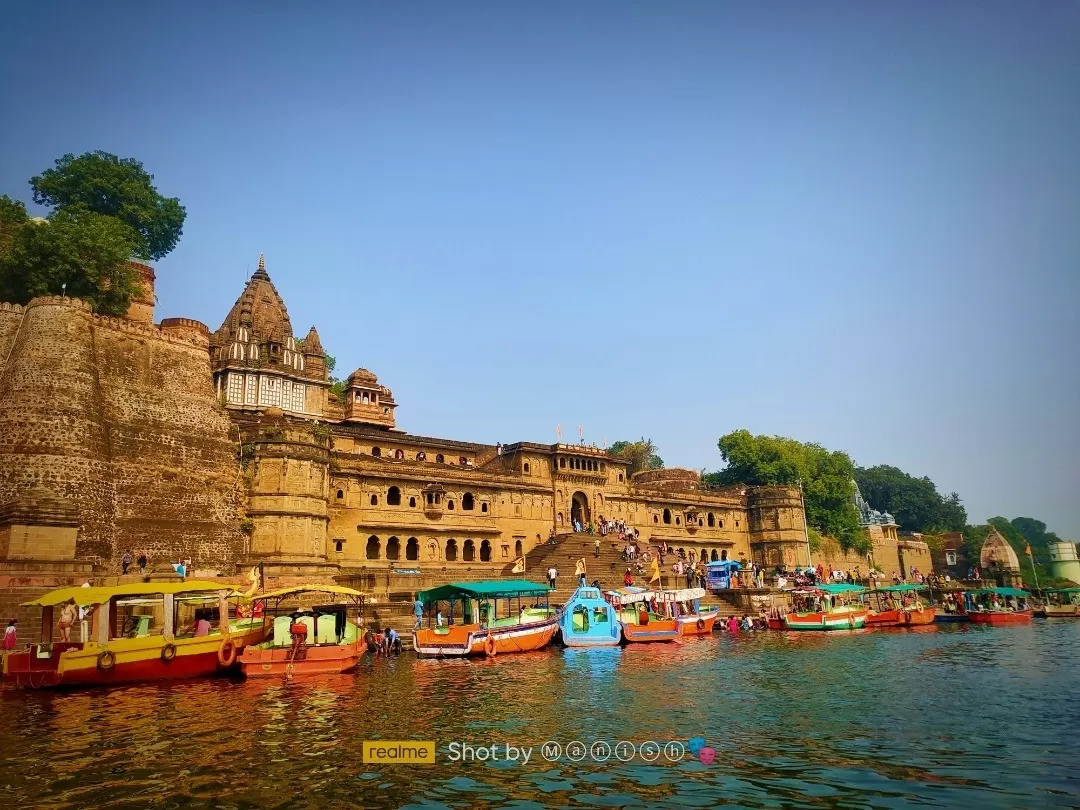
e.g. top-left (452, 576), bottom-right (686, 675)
top-left (0, 297), bottom-right (244, 570)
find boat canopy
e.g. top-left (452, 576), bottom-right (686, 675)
top-left (705, 560), bottom-right (743, 570)
top-left (21, 580), bottom-right (233, 608)
top-left (253, 584), bottom-right (367, 601)
top-left (605, 586), bottom-right (655, 605)
top-left (877, 584), bottom-right (927, 593)
top-left (816, 584), bottom-right (868, 594)
top-left (419, 580), bottom-right (551, 604)
top-left (1044, 587), bottom-right (1080, 594)
top-left (658, 588), bottom-right (706, 601)
top-left (968, 587), bottom-right (1031, 597)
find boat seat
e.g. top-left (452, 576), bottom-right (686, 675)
top-left (316, 614), bottom-right (338, 644)
top-left (342, 623), bottom-right (358, 643)
top-left (272, 615), bottom-right (294, 647)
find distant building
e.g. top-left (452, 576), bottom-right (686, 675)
top-left (1048, 540), bottom-right (1080, 584)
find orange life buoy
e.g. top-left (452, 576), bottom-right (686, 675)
top-left (696, 618), bottom-right (706, 631)
top-left (96, 650), bottom-right (115, 671)
top-left (484, 634), bottom-right (497, 657)
top-left (217, 639), bottom-right (237, 667)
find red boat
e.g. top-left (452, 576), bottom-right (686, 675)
top-left (865, 584), bottom-right (937, 628)
top-left (606, 587), bottom-right (680, 643)
top-left (965, 587), bottom-right (1034, 625)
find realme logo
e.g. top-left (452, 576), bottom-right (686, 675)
top-left (362, 741), bottom-right (436, 764)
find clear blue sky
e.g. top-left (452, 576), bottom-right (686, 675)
top-left (2, 2), bottom-right (1077, 537)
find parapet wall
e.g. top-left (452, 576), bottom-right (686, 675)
top-left (0, 296), bottom-right (243, 569)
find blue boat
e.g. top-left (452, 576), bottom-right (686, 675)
top-left (558, 586), bottom-right (622, 647)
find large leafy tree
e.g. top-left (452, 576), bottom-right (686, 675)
top-left (0, 208), bottom-right (140, 316)
top-left (609, 438), bottom-right (664, 476)
top-left (30, 151), bottom-right (186, 261)
top-left (705, 429), bottom-right (868, 553)
top-left (854, 464), bottom-right (967, 532)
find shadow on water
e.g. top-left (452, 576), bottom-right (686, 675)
top-left (2, 622), bottom-right (1079, 808)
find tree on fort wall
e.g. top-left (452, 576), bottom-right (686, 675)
top-left (705, 429), bottom-right (870, 554)
top-left (0, 152), bottom-right (185, 316)
top-left (609, 439), bottom-right (664, 476)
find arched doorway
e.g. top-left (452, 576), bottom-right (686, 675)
top-left (571, 491), bottom-right (590, 529)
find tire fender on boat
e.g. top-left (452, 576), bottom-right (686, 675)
top-left (160, 643), bottom-right (177, 663)
top-left (696, 618), bottom-right (706, 631)
top-left (217, 639), bottom-right (237, 667)
top-left (96, 650), bottom-right (115, 671)
top-left (484, 634), bottom-right (497, 657)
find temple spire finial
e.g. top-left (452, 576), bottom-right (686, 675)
top-left (253, 253), bottom-right (269, 280)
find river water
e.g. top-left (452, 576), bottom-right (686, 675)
top-left (1, 621), bottom-right (1077, 809)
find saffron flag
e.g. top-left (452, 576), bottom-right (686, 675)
top-left (649, 556), bottom-right (662, 584)
top-left (511, 556), bottom-right (526, 574)
top-left (1025, 543), bottom-right (1032, 557)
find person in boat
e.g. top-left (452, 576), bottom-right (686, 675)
top-left (185, 615), bottom-right (212, 637)
top-left (436, 610), bottom-right (445, 627)
top-left (57, 599), bottom-right (78, 642)
top-left (3, 618), bottom-right (16, 650)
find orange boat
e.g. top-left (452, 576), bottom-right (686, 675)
top-left (965, 587), bottom-right (1034, 625)
top-left (2, 581), bottom-right (266, 689)
top-left (656, 587), bottom-right (719, 635)
top-left (865, 584), bottom-right (937, 628)
top-left (238, 585), bottom-right (370, 677)
top-left (412, 580), bottom-right (558, 657)
top-left (606, 587), bottom-right (680, 643)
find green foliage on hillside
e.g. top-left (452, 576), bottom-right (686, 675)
top-left (854, 464), bottom-right (967, 532)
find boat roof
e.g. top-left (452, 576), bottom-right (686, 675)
top-left (877, 584), bottom-right (928, 593)
top-left (705, 560), bottom-right (743, 570)
top-left (567, 586), bottom-right (607, 603)
top-left (658, 587), bottom-right (707, 601)
top-left (21, 580), bottom-right (233, 608)
top-left (968, 586), bottom-right (1031, 597)
top-left (605, 586), bottom-right (656, 603)
top-left (419, 580), bottom-right (551, 602)
top-left (817, 583), bottom-right (868, 594)
top-left (253, 584), bottom-right (367, 601)
top-left (1045, 587), bottom-right (1080, 594)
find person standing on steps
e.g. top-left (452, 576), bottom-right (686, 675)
top-left (137, 550), bottom-right (148, 574)
top-left (547, 565), bottom-right (558, 590)
top-left (594, 537), bottom-right (601, 557)
top-left (121, 550), bottom-right (132, 575)
top-left (575, 558), bottom-right (587, 588)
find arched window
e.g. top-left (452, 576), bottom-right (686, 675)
top-left (710, 549), bottom-right (719, 562)
top-left (336, 489), bottom-right (344, 500)
top-left (735, 520), bottom-right (739, 528)
top-left (463, 539), bottom-right (475, 562)
top-left (698, 519), bottom-right (703, 526)
top-left (481, 502), bottom-right (488, 513)
top-left (370, 494), bottom-right (378, 506)
top-left (365, 536), bottom-right (380, 560)
top-left (462, 492), bottom-right (475, 511)
top-left (447, 500), bottom-right (455, 511)
top-left (436, 454), bottom-right (445, 463)
top-left (718, 519), bottom-right (724, 529)
top-left (445, 538), bottom-right (458, 561)
top-left (675, 517), bottom-right (681, 526)
top-left (653, 515), bottom-right (659, 524)
top-left (409, 496), bottom-right (417, 508)
top-left (523, 463), bottom-right (530, 474)
top-left (700, 549), bottom-right (708, 562)
top-left (371, 447), bottom-right (381, 457)
top-left (559, 458), bottom-right (566, 469)
top-left (334, 540), bottom-right (344, 553)
top-left (515, 539), bottom-right (523, 557)
top-left (386, 536), bottom-right (401, 560)
top-left (707, 512), bottom-right (715, 527)
top-left (618, 474), bottom-right (624, 482)
top-left (416, 451), bottom-right (426, 461)
top-left (663, 509), bottom-right (672, 525)
top-left (721, 549), bottom-right (728, 561)
top-left (387, 486), bottom-right (401, 506)
top-left (394, 449), bottom-right (404, 460)
top-left (406, 537), bottom-right (419, 561)
top-left (480, 540), bottom-right (492, 562)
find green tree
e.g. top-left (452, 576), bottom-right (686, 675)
top-left (707, 429), bottom-right (868, 553)
top-left (609, 438), bottom-right (664, 476)
top-left (0, 209), bottom-right (140, 316)
top-left (30, 151), bottom-right (186, 261)
top-left (854, 464), bottom-right (967, 532)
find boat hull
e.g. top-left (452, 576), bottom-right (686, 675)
top-left (934, 613), bottom-right (971, 623)
top-left (676, 612), bottom-right (718, 636)
top-left (1043, 605), bottom-right (1080, 618)
top-left (865, 607), bottom-right (936, 628)
top-left (240, 640), bottom-right (366, 676)
top-left (969, 609), bottom-right (1033, 625)
top-left (783, 609), bottom-right (868, 631)
top-left (621, 619), bottom-right (680, 643)
top-left (2, 625), bottom-right (266, 689)
top-left (562, 633), bottom-right (621, 648)
top-left (413, 616), bottom-right (559, 657)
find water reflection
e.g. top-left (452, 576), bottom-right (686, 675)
top-left (1, 622), bottom-right (1078, 808)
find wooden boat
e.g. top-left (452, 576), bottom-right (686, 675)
top-left (605, 587), bottom-right (679, 643)
top-left (1040, 587), bottom-right (1080, 618)
top-left (782, 584), bottom-right (869, 631)
top-left (965, 587), bottom-right (1033, 625)
top-left (559, 586), bottom-right (621, 647)
top-left (658, 587), bottom-right (719, 635)
top-left (865, 584), bottom-right (937, 627)
top-left (238, 585), bottom-right (370, 677)
top-left (932, 588), bottom-right (971, 623)
top-left (412, 580), bottom-right (558, 657)
top-left (2, 581), bottom-right (266, 689)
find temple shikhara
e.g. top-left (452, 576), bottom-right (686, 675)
top-left (0, 255), bottom-right (819, 609)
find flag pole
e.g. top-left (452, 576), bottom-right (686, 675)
top-left (1028, 545), bottom-right (1040, 593)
